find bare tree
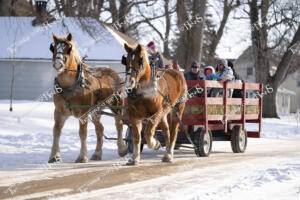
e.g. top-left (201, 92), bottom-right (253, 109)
top-left (135, 0), bottom-right (176, 58)
top-left (205, 0), bottom-right (240, 65)
top-left (0, 0), bottom-right (34, 16)
top-left (174, 0), bottom-right (207, 69)
top-left (247, 0), bottom-right (300, 117)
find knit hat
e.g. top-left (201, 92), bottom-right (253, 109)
top-left (191, 61), bottom-right (200, 68)
top-left (217, 58), bottom-right (228, 67)
top-left (147, 41), bottom-right (156, 50)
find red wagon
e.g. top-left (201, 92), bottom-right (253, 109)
top-left (125, 80), bottom-right (263, 157)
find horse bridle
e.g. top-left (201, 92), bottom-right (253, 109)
top-left (122, 51), bottom-right (144, 94)
top-left (50, 41), bottom-right (84, 96)
top-left (50, 41), bottom-right (73, 65)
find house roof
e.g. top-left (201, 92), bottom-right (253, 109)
top-left (0, 17), bottom-right (126, 61)
top-left (104, 24), bottom-right (174, 67)
top-left (278, 87), bottom-right (296, 96)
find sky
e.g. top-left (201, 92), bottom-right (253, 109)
top-left (212, 5), bottom-right (252, 59)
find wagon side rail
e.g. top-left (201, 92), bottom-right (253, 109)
top-left (183, 80), bottom-right (263, 138)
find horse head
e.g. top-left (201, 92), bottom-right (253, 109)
top-left (50, 33), bottom-right (78, 74)
top-left (123, 43), bottom-right (150, 94)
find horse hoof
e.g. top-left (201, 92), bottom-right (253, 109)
top-left (75, 157), bottom-right (88, 163)
top-left (118, 148), bottom-right (128, 157)
top-left (154, 142), bottom-right (161, 150)
top-left (90, 154), bottom-right (102, 161)
top-left (162, 155), bottom-right (173, 163)
top-left (48, 156), bottom-right (61, 163)
top-left (126, 159), bottom-right (138, 166)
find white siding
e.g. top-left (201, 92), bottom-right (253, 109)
top-left (0, 60), bottom-right (125, 100)
top-left (0, 60), bottom-right (56, 100)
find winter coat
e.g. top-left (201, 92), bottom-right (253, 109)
top-left (205, 74), bottom-right (221, 81)
top-left (203, 66), bottom-right (221, 81)
top-left (148, 52), bottom-right (164, 69)
top-left (184, 71), bottom-right (203, 80)
top-left (216, 66), bottom-right (235, 81)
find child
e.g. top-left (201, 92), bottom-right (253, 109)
top-left (203, 66), bottom-right (221, 81)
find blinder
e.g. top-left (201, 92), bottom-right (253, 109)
top-left (67, 45), bottom-right (72, 54)
top-left (121, 54), bottom-right (127, 65)
top-left (49, 41), bottom-right (72, 55)
top-left (121, 53), bottom-right (144, 67)
top-left (139, 57), bottom-right (144, 66)
top-left (50, 43), bottom-right (54, 53)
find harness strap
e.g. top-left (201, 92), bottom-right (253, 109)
top-left (151, 65), bottom-right (156, 81)
top-left (54, 62), bottom-right (83, 95)
top-left (156, 87), bottom-right (196, 149)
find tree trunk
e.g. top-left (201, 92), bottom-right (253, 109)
top-left (249, 0), bottom-right (270, 84)
top-left (175, 0), bottom-right (189, 69)
top-left (262, 23), bottom-right (300, 118)
top-left (0, 0), bottom-right (11, 16)
top-left (175, 0), bottom-right (206, 69)
top-left (163, 0), bottom-right (171, 58)
top-left (262, 82), bottom-right (279, 118)
top-left (197, 0), bottom-right (206, 65)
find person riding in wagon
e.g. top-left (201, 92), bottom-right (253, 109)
top-left (203, 66), bottom-right (221, 81)
top-left (184, 61), bottom-right (204, 80)
top-left (211, 58), bottom-right (235, 97)
top-left (146, 41), bottom-right (164, 81)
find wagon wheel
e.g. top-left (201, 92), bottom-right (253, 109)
top-left (125, 127), bottom-right (144, 153)
top-left (231, 125), bottom-right (247, 153)
top-left (194, 128), bottom-right (212, 157)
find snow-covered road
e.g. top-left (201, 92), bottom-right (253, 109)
top-left (0, 100), bottom-right (299, 200)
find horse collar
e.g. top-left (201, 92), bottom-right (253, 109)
top-left (54, 62), bottom-right (84, 95)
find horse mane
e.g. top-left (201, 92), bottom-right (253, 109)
top-left (69, 40), bottom-right (82, 64)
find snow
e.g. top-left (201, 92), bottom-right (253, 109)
top-left (2, 189), bottom-right (73, 200)
top-left (0, 100), bottom-right (300, 199)
top-left (50, 154), bottom-right (300, 200)
top-left (0, 100), bottom-right (123, 171)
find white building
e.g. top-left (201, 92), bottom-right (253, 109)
top-left (0, 17), bottom-right (130, 100)
top-left (234, 46), bottom-right (299, 114)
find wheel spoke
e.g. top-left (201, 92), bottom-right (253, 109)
top-left (203, 133), bottom-right (210, 153)
top-left (239, 131), bottom-right (245, 148)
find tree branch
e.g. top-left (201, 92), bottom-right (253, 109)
top-left (273, 23), bottom-right (300, 87)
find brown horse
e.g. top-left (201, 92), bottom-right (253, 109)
top-left (48, 33), bottom-right (127, 163)
top-left (123, 43), bottom-right (187, 165)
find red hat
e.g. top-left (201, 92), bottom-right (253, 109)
top-left (205, 68), bottom-right (213, 75)
top-left (147, 41), bottom-right (156, 50)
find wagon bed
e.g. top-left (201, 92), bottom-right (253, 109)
top-left (125, 80), bottom-right (263, 157)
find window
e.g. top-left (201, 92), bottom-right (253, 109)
top-left (247, 67), bottom-right (253, 76)
top-left (282, 96), bottom-right (289, 108)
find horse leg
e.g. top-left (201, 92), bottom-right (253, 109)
top-left (49, 109), bottom-right (69, 163)
top-left (90, 115), bottom-right (103, 161)
top-left (75, 120), bottom-right (88, 163)
top-left (159, 115), bottom-right (172, 162)
top-left (144, 114), bottom-right (163, 150)
top-left (127, 120), bottom-right (142, 165)
top-left (169, 102), bottom-right (185, 162)
top-left (115, 117), bottom-right (128, 157)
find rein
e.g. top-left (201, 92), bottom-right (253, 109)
top-left (122, 50), bottom-right (196, 149)
top-left (156, 87), bottom-right (196, 149)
